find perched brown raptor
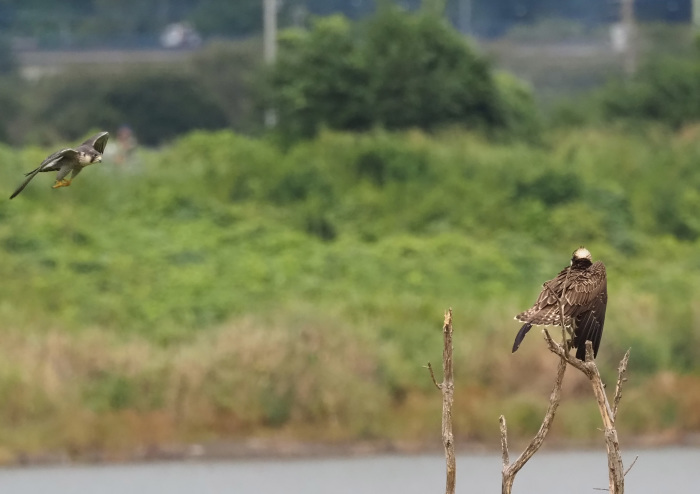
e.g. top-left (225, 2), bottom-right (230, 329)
top-left (512, 247), bottom-right (608, 361)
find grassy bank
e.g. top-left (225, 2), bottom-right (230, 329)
top-left (0, 127), bottom-right (699, 460)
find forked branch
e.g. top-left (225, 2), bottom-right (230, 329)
top-left (503, 259), bottom-right (631, 494)
top-left (500, 355), bottom-right (567, 494)
top-left (544, 330), bottom-right (629, 494)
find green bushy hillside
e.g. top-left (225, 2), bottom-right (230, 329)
top-left (0, 127), bottom-right (698, 459)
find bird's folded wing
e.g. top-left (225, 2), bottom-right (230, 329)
top-left (36, 148), bottom-right (79, 172)
top-left (574, 289), bottom-right (607, 359)
top-left (564, 262), bottom-right (607, 309)
top-left (514, 267), bottom-right (569, 323)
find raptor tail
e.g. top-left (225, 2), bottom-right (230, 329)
top-left (10, 168), bottom-right (41, 199)
top-left (512, 322), bottom-right (533, 353)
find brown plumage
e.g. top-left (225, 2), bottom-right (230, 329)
top-left (512, 247), bottom-right (607, 361)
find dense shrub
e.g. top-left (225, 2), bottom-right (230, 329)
top-left (551, 43), bottom-right (700, 130)
top-left (29, 69), bottom-right (228, 145)
top-left (598, 58), bottom-right (700, 128)
top-left (0, 41), bottom-right (260, 147)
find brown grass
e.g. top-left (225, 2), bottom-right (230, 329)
top-left (0, 304), bottom-right (695, 462)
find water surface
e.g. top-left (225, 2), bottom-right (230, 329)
top-left (0, 447), bottom-right (695, 493)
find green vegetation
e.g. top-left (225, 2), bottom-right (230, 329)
top-left (547, 33), bottom-right (700, 130)
top-left (1, 126), bottom-right (699, 459)
top-left (8, 40), bottom-right (262, 146)
top-left (0, 10), bottom-right (695, 149)
top-left (0, 0), bottom-right (697, 463)
top-left (597, 56), bottom-right (700, 129)
top-left (264, 8), bottom-right (540, 140)
top-left (0, 6), bottom-right (543, 147)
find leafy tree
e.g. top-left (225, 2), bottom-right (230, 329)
top-left (266, 16), bottom-right (372, 139)
top-left (362, 5), bottom-right (500, 130)
top-left (264, 6), bottom-right (538, 140)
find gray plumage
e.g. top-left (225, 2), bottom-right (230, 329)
top-left (512, 247), bottom-right (608, 361)
top-left (10, 132), bottom-right (109, 199)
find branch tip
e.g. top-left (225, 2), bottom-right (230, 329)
top-left (613, 348), bottom-right (631, 420)
top-left (426, 362), bottom-right (441, 390)
top-left (443, 308), bottom-right (453, 329)
top-left (624, 455), bottom-right (639, 477)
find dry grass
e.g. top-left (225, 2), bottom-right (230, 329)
top-left (0, 313), bottom-right (392, 460)
top-left (0, 307), bottom-right (695, 461)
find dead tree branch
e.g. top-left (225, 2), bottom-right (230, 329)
top-left (500, 355), bottom-right (567, 494)
top-left (426, 362), bottom-right (441, 390)
top-left (426, 308), bottom-right (455, 494)
top-left (624, 455), bottom-right (639, 477)
top-left (499, 415), bottom-right (510, 469)
top-left (543, 330), bottom-right (628, 494)
top-left (613, 350), bottom-right (631, 420)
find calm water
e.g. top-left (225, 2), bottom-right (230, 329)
top-left (0, 447), bottom-right (696, 493)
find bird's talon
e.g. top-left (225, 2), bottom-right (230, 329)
top-left (52, 179), bottom-right (71, 189)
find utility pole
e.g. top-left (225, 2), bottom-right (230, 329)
top-left (621, 0), bottom-right (636, 77)
top-left (263, 0), bottom-right (278, 64)
top-left (263, 0), bottom-right (278, 127)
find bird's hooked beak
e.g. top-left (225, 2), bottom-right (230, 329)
top-left (94, 155), bottom-right (103, 163)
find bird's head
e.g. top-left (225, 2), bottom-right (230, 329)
top-left (571, 246), bottom-right (592, 265)
top-left (78, 151), bottom-right (102, 165)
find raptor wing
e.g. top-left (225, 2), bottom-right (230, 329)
top-left (81, 132), bottom-right (109, 154)
top-left (571, 262), bottom-right (607, 359)
top-left (514, 267), bottom-right (570, 327)
top-left (32, 148), bottom-right (79, 174)
top-left (512, 267), bottom-right (570, 353)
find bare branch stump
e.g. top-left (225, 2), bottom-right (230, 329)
top-left (544, 330), bottom-right (630, 494)
top-left (426, 308), bottom-right (455, 494)
top-left (500, 355), bottom-right (567, 494)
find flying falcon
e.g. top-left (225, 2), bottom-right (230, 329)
top-left (512, 247), bottom-right (607, 361)
top-left (10, 132), bottom-right (109, 199)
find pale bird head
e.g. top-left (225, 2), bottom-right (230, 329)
top-left (77, 151), bottom-right (91, 165)
top-left (571, 246), bottom-right (592, 264)
top-left (79, 151), bottom-right (102, 164)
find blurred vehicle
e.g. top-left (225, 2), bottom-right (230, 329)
top-left (160, 22), bottom-right (201, 49)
